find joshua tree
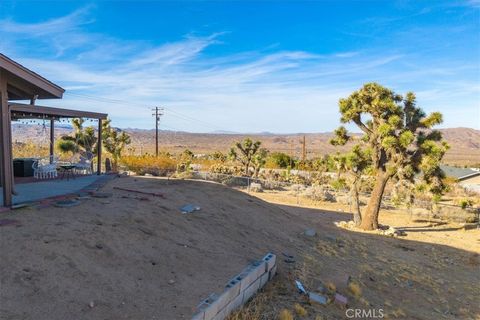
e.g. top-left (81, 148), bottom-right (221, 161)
top-left (251, 148), bottom-right (268, 178)
top-left (102, 119), bottom-right (131, 172)
top-left (332, 83), bottom-right (448, 230)
top-left (229, 138), bottom-right (262, 176)
top-left (57, 118), bottom-right (97, 159)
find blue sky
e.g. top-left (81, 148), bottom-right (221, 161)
top-left (1, 1), bottom-right (479, 132)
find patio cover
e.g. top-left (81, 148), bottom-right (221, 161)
top-left (1, 53), bottom-right (107, 207)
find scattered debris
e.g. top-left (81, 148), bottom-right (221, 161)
top-left (334, 293), bottom-right (348, 307)
top-left (0, 219), bottom-right (20, 227)
top-left (138, 227), bottom-right (155, 236)
top-left (88, 301), bottom-right (95, 308)
top-left (113, 186), bottom-right (164, 198)
top-left (54, 199), bottom-right (80, 208)
top-left (282, 252), bottom-right (294, 259)
top-left (95, 243), bottom-right (103, 250)
top-left (295, 280), bottom-right (307, 294)
top-left (284, 257), bottom-right (296, 263)
top-left (334, 220), bottom-right (406, 237)
top-left (168, 279), bottom-right (176, 285)
top-left (180, 204), bottom-right (201, 214)
top-left (304, 228), bottom-right (317, 237)
top-left (308, 292), bottom-right (328, 305)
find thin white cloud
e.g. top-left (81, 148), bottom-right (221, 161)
top-left (1, 6), bottom-right (478, 132)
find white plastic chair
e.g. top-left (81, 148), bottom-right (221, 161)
top-left (72, 152), bottom-right (94, 175)
top-left (32, 156), bottom-right (58, 179)
top-left (73, 155), bottom-right (92, 175)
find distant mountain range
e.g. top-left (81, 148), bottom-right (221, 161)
top-left (11, 124), bottom-right (480, 166)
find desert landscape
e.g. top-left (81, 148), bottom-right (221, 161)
top-left (11, 125), bottom-right (480, 167)
top-left (2, 2), bottom-right (480, 320)
top-left (0, 176), bottom-right (478, 320)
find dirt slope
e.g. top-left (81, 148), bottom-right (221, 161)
top-left (0, 176), bottom-right (478, 320)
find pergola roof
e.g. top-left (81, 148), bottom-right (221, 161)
top-left (10, 103), bottom-right (108, 120)
top-left (0, 54), bottom-right (65, 100)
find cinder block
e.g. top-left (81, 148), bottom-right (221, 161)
top-left (224, 277), bottom-right (241, 297)
top-left (192, 310), bottom-right (204, 320)
top-left (242, 276), bottom-right (261, 303)
top-left (262, 253), bottom-right (276, 272)
top-left (268, 264), bottom-right (277, 280)
top-left (212, 279), bottom-right (241, 317)
top-left (237, 260), bottom-right (266, 292)
top-left (259, 271), bottom-right (269, 288)
top-left (197, 293), bottom-right (221, 320)
top-left (211, 294), bottom-right (243, 320)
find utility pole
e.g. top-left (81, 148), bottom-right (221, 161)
top-left (152, 107), bottom-right (164, 156)
top-left (302, 135), bottom-right (306, 162)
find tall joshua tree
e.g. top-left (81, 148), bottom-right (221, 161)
top-left (332, 83), bottom-right (448, 230)
top-left (331, 127), bottom-right (372, 226)
top-left (229, 138), bottom-right (262, 176)
top-left (57, 118), bottom-right (97, 158)
top-left (102, 119), bottom-right (131, 172)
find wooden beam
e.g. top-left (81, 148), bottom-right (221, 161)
top-left (0, 70), bottom-right (13, 206)
top-left (50, 119), bottom-right (55, 164)
top-left (10, 103), bottom-right (108, 120)
top-left (0, 54), bottom-right (64, 99)
top-left (97, 119), bottom-right (102, 175)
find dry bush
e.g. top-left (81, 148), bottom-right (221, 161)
top-left (13, 141), bottom-right (49, 158)
top-left (120, 155), bottom-right (176, 176)
top-left (293, 303), bottom-right (307, 317)
top-left (278, 309), bottom-right (293, 320)
top-left (348, 281), bottom-right (362, 299)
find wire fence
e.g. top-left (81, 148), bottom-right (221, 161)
top-left (189, 171), bottom-right (479, 223)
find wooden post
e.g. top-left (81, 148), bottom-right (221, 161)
top-left (50, 119), bottom-right (54, 163)
top-left (97, 119), bottom-right (102, 175)
top-left (0, 71), bottom-right (13, 206)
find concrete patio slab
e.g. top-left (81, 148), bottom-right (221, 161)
top-left (0, 175), bottom-right (104, 205)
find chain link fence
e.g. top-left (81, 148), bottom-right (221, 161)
top-left (189, 171), bottom-right (479, 224)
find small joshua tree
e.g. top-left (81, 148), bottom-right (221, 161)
top-left (229, 138), bottom-right (262, 176)
top-left (102, 119), bottom-right (131, 172)
top-left (57, 118), bottom-right (97, 159)
top-left (252, 148), bottom-right (268, 178)
top-left (332, 83), bottom-right (449, 230)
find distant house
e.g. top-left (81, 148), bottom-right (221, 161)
top-left (440, 165), bottom-right (480, 193)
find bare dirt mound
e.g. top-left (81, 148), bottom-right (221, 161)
top-left (1, 176), bottom-right (478, 320)
top-left (0, 176), bottom-right (310, 320)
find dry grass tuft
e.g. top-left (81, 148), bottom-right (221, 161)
top-left (326, 281), bottom-right (336, 292)
top-left (278, 309), bottom-right (294, 320)
top-left (348, 281), bottom-right (362, 298)
top-left (293, 303), bottom-right (307, 317)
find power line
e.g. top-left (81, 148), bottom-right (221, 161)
top-left (64, 92), bottom-right (226, 131)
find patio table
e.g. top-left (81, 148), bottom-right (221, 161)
top-left (59, 165), bottom-right (77, 181)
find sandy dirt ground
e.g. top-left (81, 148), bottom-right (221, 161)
top-left (0, 176), bottom-right (479, 320)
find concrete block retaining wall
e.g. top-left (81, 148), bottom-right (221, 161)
top-left (192, 253), bottom-right (277, 320)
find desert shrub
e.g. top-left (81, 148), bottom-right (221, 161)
top-left (121, 155), bottom-right (176, 176)
top-left (221, 176), bottom-right (249, 187)
top-left (265, 152), bottom-right (294, 169)
top-left (13, 141), bottom-right (50, 159)
top-left (457, 198), bottom-right (474, 209)
top-left (330, 178), bottom-right (347, 191)
top-left (209, 164), bottom-right (243, 176)
top-left (303, 185), bottom-right (335, 202)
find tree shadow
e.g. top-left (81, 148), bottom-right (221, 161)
top-left (267, 202), bottom-right (480, 319)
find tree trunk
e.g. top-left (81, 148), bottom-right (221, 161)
top-left (352, 176), bottom-right (362, 226)
top-left (360, 171), bottom-right (389, 230)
